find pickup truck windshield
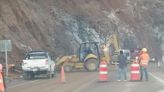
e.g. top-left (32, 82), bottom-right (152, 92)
top-left (26, 53), bottom-right (48, 59)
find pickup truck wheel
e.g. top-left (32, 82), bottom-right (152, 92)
top-left (30, 73), bottom-right (35, 79)
top-left (52, 74), bottom-right (54, 78)
top-left (23, 72), bottom-right (32, 80)
top-left (47, 73), bottom-right (52, 79)
top-left (52, 70), bottom-right (57, 77)
top-left (23, 72), bottom-right (28, 80)
top-left (52, 72), bottom-right (55, 78)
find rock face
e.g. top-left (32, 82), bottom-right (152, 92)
top-left (0, 0), bottom-right (163, 64)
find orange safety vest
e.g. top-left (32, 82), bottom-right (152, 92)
top-left (139, 52), bottom-right (150, 66)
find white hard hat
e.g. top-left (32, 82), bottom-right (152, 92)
top-left (142, 48), bottom-right (147, 52)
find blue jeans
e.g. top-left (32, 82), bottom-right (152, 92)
top-left (140, 66), bottom-right (148, 80)
top-left (118, 67), bottom-right (127, 80)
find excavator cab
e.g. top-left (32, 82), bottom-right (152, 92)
top-left (79, 42), bottom-right (100, 71)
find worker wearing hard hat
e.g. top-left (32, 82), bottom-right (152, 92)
top-left (139, 48), bottom-right (150, 81)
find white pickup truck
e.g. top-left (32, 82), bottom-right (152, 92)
top-left (22, 51), bottom-right (56, 80)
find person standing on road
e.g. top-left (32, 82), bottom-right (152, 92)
top-left (139, 48), bottom-right (150, 81)
top-left (117, 50), bottom-right (127, 81)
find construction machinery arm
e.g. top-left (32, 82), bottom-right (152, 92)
top-left (55, 56), bottom-right (71, 66)
top-left (101, 33), bottom-right (120, 63)
top-left (103, 34), bottom-right (120, 51)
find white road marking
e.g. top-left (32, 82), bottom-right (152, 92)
top-left (149, 72), bottom-right (164, 85)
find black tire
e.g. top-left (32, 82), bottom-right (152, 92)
top-left (47, 66), bottom-right (53, 79)
top-left (23, 72), bottom-right (34, 80)
top-left (23, 72), bottom-right (29, 80)
top-left (47, 73), bottom-right (52, 79)
top-left (30, 73), bottom-right (35, 79)
top-left (84, 58), bottom-right (99, 71)
top-left (52, 70), bottom-right (56, 78)
top-left (53, 69), bottom-right (57, 77)
top-left (64, 65), bottom-right (73, 72)
top-left (52, 74), bottom-right (54, 78)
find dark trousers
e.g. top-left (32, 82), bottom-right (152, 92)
top-left (118, 67), bottom-right (127, 80)
top-left (140, 66), bottom-right (148, 80)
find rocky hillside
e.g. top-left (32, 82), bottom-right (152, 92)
top-left (0, 0), bottom-right (163, 64)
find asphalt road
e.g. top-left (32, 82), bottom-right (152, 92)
top-left (7, 63), bottom-right (164, 92)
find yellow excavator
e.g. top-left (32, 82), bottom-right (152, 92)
top-left (101, 33), bottom-right (120, 64)
top-left (56, 33), bottom-right (120, 72)
top-left (56, 42), bottom-right (100, 72)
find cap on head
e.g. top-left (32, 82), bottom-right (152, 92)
top-left (142, 48), bottom-right (147, 52)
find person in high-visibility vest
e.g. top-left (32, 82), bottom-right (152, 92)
top-left (139, 48), bottom-right (150, 81)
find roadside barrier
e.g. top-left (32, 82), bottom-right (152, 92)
top-left (99, 60), bottom-right (108, 81)
top-left (130, 61), bottom-right (140, 81)
top-left (61, 66), bottom-right (66, 83)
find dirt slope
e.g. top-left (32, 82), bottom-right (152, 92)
top-left (0, 0), bottom-right (163, 65)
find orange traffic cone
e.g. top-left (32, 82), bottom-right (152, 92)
top-left (61, 66), bottom-right (66, 83)
top-left (0, 73), bottom-right (4, 92)
top-left (0, 64), bottom-right (4, 92)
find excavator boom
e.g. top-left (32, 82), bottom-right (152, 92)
top-left (101, 33), bottom-right (120, 64)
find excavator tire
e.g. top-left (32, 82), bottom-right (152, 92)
top-left (84, 58), bottom-right (99, 71)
